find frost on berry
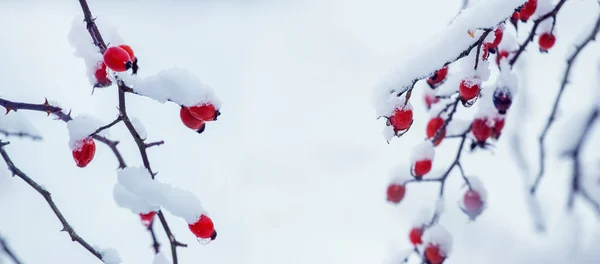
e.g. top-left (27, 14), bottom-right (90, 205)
top-left (410, 141), bottom-right (435, 178)
top-left (459, 177), bottom-right (487, 220)
top-left (422, 225), bottom-right (453, 264)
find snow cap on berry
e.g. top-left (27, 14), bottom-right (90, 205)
top-left (112, 183), bottom-right (158, 215)
top-left (409, 141), bottom-right (435, 164)
top-left (460, 50), bottom-right (491, 82)
top-left (134, 68), bottom-right (222, 109)
top-left (466, 176), bottom-right (488, 204)
top-left (373, 87), bottom-right (411, 118)
top-left (422, 224), bottom-right (453, 256)
top-left (67, 115), bottom-right (108, 150)
top-left (117, 167), bottom-right (207, 224)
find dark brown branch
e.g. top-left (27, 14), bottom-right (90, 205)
top-left (76, 1), bottom-right (185, 262)
top-left (0, 129), bottom-right (42, 141)
top-left (145, 141), bottom-right (165, 148)
top-left (0, 98), bottom-right (127, 169)
top-left (148, 221), bottom-right (161, 254)
top-left (89, 116), bottom-right (122, 137)
top-left (530, 12), bottom-right (600, 194)
top-left (566, 108), bottom-right (599, 212)
top-left (0, 235), bottom-right (23, 264)
top-left (509, 0), bottom-right (569, 67)
top-left (0, 141), bottom-right (103, 261)
top-left (474, 29), bottom-right (492, 70)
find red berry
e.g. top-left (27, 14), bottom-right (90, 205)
top-left (538, 33), bottom-right (556, 52)
top-left (426, 117), bottom-right (446, 146)
top-left (463, 190), bottom-right (484, 219)
top-left (386, 184), bottom-right (406, 204)
top-left (426, 66), bottom-right (449, 88)
top-left (424, 93), bottom-right (440, 110)
top-left (510, 11), bottom-right (520, 28)
top-left (189, 103), bottom-right (218, 121)
top-left (425, 245), bottom-right (445, 264)
top-left (118, 45), bottom-right (135, 61)
top-left (72, 137), bottom-right (96, 168)
top-left (189, 215), bottom-right (215, 239)
top-left (389, 108), bottom-right (413, 132)
top-left (519, 0), bottom-right (537, 22)
top-left (180, 106), bottom-right (205, 130)
top-left (471, 118), bottom-right (493, 144)
top-left (103, 46), bottom-right (132, 72)
top-left (139, 211), bottom-right (156, 227)
top-left (496, 50), bottom-right (510, 65)
top-left (459, 79), bottom-right (481, 102)
top-left (94, 62), bottom-right (112, 87)
top-left (409, 227), bottom-right (423, 245)
top-left (492, 118), bottom-right (505, 139)
top-left (412, 159), bottom-right (432, 178)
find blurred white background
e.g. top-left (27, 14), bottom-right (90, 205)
top-left (0, 0), bottom-right (599, 263)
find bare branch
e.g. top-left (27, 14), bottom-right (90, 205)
top-left (145, 141), bottom-right (165, 148)
top-left (509, 0), bottom-right (569, 67)
top-left (147, 221), bottom-right (161, 254)
top-left (0, 129), bottom-right (42, 141)
top-left (0, 141), bottom-right (103, 261)
top-left (88, 116), bottom-right (123, 138)
top-left (0, 236), bottom-right (23, 264)
top-left (530, 12), bottom-right (600, 194)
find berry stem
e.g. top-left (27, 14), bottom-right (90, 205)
top-left (0, 141), bottom-right (104, 261)
top-left (147, 221), bottom-right (161, 254)
top-left (509, 0), bottom-right (569, 67)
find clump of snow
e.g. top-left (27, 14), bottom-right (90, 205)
top-left (460, 50), bottom-right (491, 82)
top-left (117, 167), bottom-right (207, 224)
top-left (100, 248), bottom-right (122, 264)
top-left (445, 119), bottom-right (472, 135)
top-left (113, 183), bottom-right (158, 214)
top-left (536, 19), bottom-right (554, 34)
top-left (434, 197), bottom-right (445, 217)
top-left (498, 28), bottom-right (518, 51)
top-left (373, 0), bottom-right (525, 115)
top-left (0, 112), bottom-right (41, 139)
top-left (133, 68), bottom-right (222, 108)
top-left (409, 141), bottom-right (435, 164)
top-left (382, 125), bottom-right (396, 142)
top-left (422, 224), bottom-right (453, 255)
top-left (68, 17), bottom-right (103, 86)
top-left (66, 115), bottom-right (108, 150)
top-left (412, 207), bottom-right (433, 227)
top-left (114, 71), bottom-right (139, 87)
top-left (153, 252), bottom-right (171, 264)
top-left (389, 164), bottom-right (412, 185)
top-left (496, 61), bottom-right (519, 95)
top-left (372, 89), bottom-right (410, 118)
top-left (130, 118), bottom-right (147, 140)
top-left (534, 0), bottom-right (556, 19)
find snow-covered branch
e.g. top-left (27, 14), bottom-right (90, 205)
top-left (0, 141), bottom-right (104, 261)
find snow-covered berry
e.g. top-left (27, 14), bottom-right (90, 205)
top-left (389, 107), bottom-right (413, 132)
top-left (94, 62), bottom-right (112, 88)
top-left (189, 103), bottom-right (220, 122)
top-left (426, 66), bottom-right (449, 89)
top-left (538, 33), bottom-right (556, 52)
top-left (72, 137), bottom-right (96, 168)
top-left (425, 245), bottom-right (445, 264)
top-left (471, 118), bottom-right (493, 144)
top-left (386, 184), bottom-right (406, 204)
top-left (491, 117), bottom-right (505, 140)
top-left (459, 78), bottom-right (481, 106)
top-left (103, 46), bottom-right (132, 72)
top-left (519, 0), bottom-right (537, 22)
top-left (409, 227), bottom-right (424, 245)
top-left (426, 117), bottom-right (446, 146)
top-left (140, 211), bottom-right (156, 228)
top-left (189, 215), bottom-right (216, 240)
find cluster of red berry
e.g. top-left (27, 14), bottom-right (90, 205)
top-left (510, 0), bottom-right (556, 52)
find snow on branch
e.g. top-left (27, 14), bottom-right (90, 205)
top-left (0, 141), bottom-right (105, 261)
top-left (373, 0), bottom-right (525, 116)
top-left (0, 111), bottom-right (42, 141)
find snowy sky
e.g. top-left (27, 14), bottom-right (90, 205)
top-left (0, 0), bottom-right (599, 263)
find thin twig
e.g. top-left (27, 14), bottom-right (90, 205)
top-left (0, 98), bottom-right (127, 169)
top-left (0, 141), bottom-right (103, 261)
top-left (145, 141), bottom-right (165, 148)
top-left (530, 12), bottom-right (600, 194)
top-left (148, 221), bottom-right (161, 254)
top-left (88, 116), bottom-right (123, 137)
top-left (0, 236), bottom-right (23, 264)
top-left (474, 29), bottom-right (492, 70)
top-left (509, 0), bottom-right (569, 67)
top-left (0, 130), bottom-right (42, 141)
